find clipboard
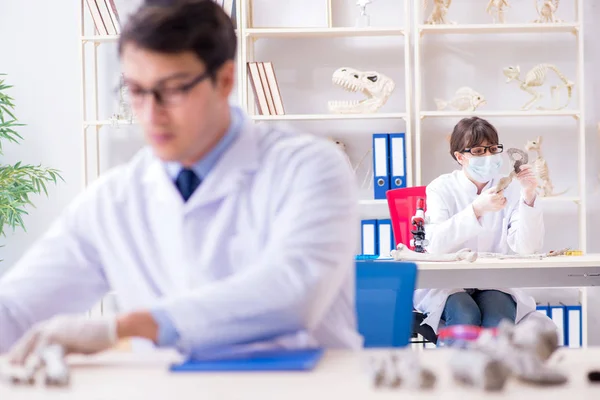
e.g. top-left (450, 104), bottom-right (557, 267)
top-left (169, 348), bottom-right (325, 372)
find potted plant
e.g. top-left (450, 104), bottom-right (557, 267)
top-left (0, 73), bottom-right (63, 237)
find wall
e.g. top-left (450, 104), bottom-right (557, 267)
top-left (0, 0), bottom-right (598, 337)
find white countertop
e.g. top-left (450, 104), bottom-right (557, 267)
top-left (2, 347), bottom-right (600, 399)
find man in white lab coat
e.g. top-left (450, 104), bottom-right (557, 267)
top-left (0, 0), bottom-right (362, 363)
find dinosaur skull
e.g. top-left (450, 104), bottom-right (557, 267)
top-left (328, 67), bottom-right (395, 114)
top-left (502, 66), bottom-right (521, 83)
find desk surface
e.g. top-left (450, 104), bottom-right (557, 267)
top-left (399, 254), bottom-right (600, 289)
top-left (2, 348), bottom-right (600, 399)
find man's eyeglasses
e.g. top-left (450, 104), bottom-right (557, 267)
top-left (119, 71), bottom-right (211, 107)
top-left (461, 144), bottom-right (504, 156)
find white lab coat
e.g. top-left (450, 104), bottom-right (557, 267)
top-left (414, 169), bottom-right (544, 334)
top-left (0, 117), bottom-right (363, 355)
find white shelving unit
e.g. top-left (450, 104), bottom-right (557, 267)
top-left (413, 0), bottom-right (587, 253)
top-left (239, 0), bottom-right (413, 195)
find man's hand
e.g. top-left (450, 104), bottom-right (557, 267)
top-left (472, 187), bottom-right (508, 218)
top-left (8, 315), bottom-right (117, 366)
top-left (515, 164), bottom-right (538, 206)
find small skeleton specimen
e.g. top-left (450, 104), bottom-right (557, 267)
top-left (503, 64), bottom-right (574, 111)
top-left (533, 0), bottom-right (563, 23)
top-left (0, 344), bottom-right (70, 387)
top-left (434, 87), bottom-right (486, 112)
top-left (472, 319), bottom-right (567, 385)
top-left (368, 350), bottom-right (436, 389)
top-left (110, 74), bottom-right (134, 125)
top-left (486, 0), bottom-right (511, 24)
top-left (524, 136), bottom-right (567, 197)
top-left (492, 147), bottom-right (528, 194)
top-left (328, 67), bottom-right (395, 114)
top-left (449, 350), bottom-right (510, 391)
top-left (391, 243), bottom-right (477, 262)
top-left (423, 0), bottom-right (455, 25)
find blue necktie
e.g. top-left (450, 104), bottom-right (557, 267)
top-left (175, 168), bottom-right (201, 202)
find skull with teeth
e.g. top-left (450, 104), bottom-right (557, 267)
top-left (328, 67), bottom-right (395, 114)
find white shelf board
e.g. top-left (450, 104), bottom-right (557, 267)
top-left (420, 110), bottom-right (579, 118)
top-left (81, 35), bottom-right (119, 43)
top-left (418, 22), bottom-right (579, 35)
top-left (538, 196), bottom-right (580, 203)
top-left (359, 200), bottom-right (387, 206)
top-left (245, 27), bottom-right (405, 38)
top-left (84, 120), bottom-right (136, 126)
top-left (251, 113), bottom-right (406, 121)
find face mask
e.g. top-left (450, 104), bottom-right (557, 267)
top-left (465, 153), bottom-right (503, 183)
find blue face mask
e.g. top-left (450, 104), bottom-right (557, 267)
top-left (465, 153), bottom-right (503, 183)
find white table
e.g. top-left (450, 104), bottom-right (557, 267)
top-left (1, 348), bottom-right (600, 399)
top-left (413, 254), bottom-right (600, 347)
top-left (414, 254), bottom-right (600, 289)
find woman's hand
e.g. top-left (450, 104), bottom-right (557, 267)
top-left (472, 187), bottom-right (507, 218)
top-left (516, 164), bottom-right (538, 206)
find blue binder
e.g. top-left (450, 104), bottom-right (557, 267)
top-left (372, 133), bottom-right (390, 199)
top-left (565, 304), bottom-right (582, 348)
top-left (170, 348), bottom-right (325, 372)
top-left (377, 219), bottom-right (394, 258)
top-left (361, 219), bottom-right (378, 256)
top-left (388, 133), bottom-right (407, 190)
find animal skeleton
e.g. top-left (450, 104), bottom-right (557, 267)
top-left (423, 0), bottom-right (455, 25)
top-left (328, 67), bottom-right (395, 114)
top-left (0, 344), bottom-right (70, 387)
top-left (472, 320), bottom-right (567, 385)
top-left (368, 350), bottom-right (436, 389)
top-left (434, 87), bottom-right (486, 112)
top-left (477, 248), bottom-right (572, 260)
top-left (525, 136), bottom-right (567, 197)
top-left (391, 243), bottom-right (477, 263)
top-left (486, 0), bottom-right (511, 24)
top-left (503, 64), bottom-right (574, 111)
top-left (492, 148), bottom-right (528, 194)
top-left (533, 0), bottom-right (562, 23)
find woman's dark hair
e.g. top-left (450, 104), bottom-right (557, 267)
top-left (449, 117), bottom-right (499, 161)
top-left (118, 0), bottom-right (237, 82)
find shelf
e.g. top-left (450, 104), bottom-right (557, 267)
top-left (245, 27), bottom-right (405, 38)
top-left (84, 119), bottom-right (136, 126)
top-left (420, 110), bottom-right (580, 118)
top-left (81, 35), bottom-right (120, 43)
top-left (359, 200), bottom-right (387, 206)
top-left (538, 196), bottom-right (580, 203)
top-left (418, 22), bottom-right (579, 35)
top-left (250, 113), bottom-right (406, 121)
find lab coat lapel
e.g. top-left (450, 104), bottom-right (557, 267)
top-left (184, 121), bottom-right (260, 210)
top-left (142, 157), bottom-right (189, 291)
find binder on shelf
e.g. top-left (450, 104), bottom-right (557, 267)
top-left (565, 304), bottom-right (582, 348)
top-left (377, 219), bottom-right (394, 258)
top-left (361, 219), bottom-right (378, 256)
top-left (95, 0), bottom-right (120, 35)
top-left (372, 134), bottom-right (390, 200)
top-left (549, 304), bottom-right (566, 346)
top-left (536, 304), bottom-right (549, 317)
top-left (85, 0), bottom-right (109, 35)
top-left (263, 62), bottom-right (285, 115)
top-left (257, 62), bottom-right (276, 115)
top-left (247, 62), bottom-right (271, 115)
top-left (389, 133), bottom-right (407, 190)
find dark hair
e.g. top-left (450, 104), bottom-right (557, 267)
top-left (118, 0), bottom-right (237, 81)
top-left (449, 117), bottom-right (499, 161)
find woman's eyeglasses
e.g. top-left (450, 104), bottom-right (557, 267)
top-left (462, 144), bottom-right (504, 156)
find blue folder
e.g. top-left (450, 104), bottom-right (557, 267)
top-left (169, 348), bottom-right (325, 372)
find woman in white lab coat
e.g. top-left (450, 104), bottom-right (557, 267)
top-left (414, 116), bottom-right (544, 335)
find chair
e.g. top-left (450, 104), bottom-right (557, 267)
top-left (385, 186), bottom-right (438, 345)
top-left (355, 260), bottom-right (418, 347)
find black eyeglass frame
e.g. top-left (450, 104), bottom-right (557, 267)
top-left (118, 71), bottom-right (211, 106)
top-left (461, 144), bottom-right (504, 156)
